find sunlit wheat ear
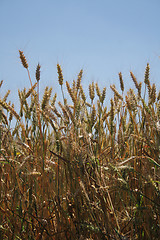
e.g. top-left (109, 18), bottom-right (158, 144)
top-left (101, 87), bottom-right (106, 104)
top-left (57, 64), bottom-right (63, 86)
top-left (0, 98), bottom-right (20, 121)
top-left (36, 63), bottom-right (41, 82)
top-left (138, 82), bottom-right (142, 98)
top-left (72, 79), bottom-right (76, 93)
top-left (110, 85), bottom-right (123, 101)
top-left (95, 82), bottom-right (101, 98)
top-left (89, 82), bottom-right (95, 102)
top-left (80, 85), bottom-right (86, 102)
top-left (125, 95), bottom-right (133, 112)
top-left (113, 93), bottom-right (119, 107)
top-left (66, 81), bottom-right (76, 103)
top-left (1, 111), bottom-right (8, 125)
top-left (19, 50), bottom-right (33, 87)
top-left (91, 104), bottom-right (96, 127)
top-left (19, 50), bottom-right (28, 69)
top-left (157, 91), bottom-right (160, 101)
top-left (3, 90), bottom-right (10, 102)
top-left (130, 71), bottom-right (139, 90)
top-left (51, 93), bottom-right (57, 106)
top-left (144, 63), bottom-right (151, 95)
top-left (144, 63), bottom-right (150, 85)
top-left (44, 106), bottom-right (58, 123)
top-left (52, 106), bottom-right (61, 118)
top-left (102, 110), bottom-right (110, 122)
top-left (97, 99), bottom-right (102, 116)
top-left (76, 69), bottom-right (83, 91)
top-left (118, 72), bottom-right (124, 92)
top-left (75, 101), bottom-right (81, 121)
top-left (19, 88), bottom-right (26, 105)
top-left (18, 89), bottom-right (22, 102)
top-left (41, 87), bottom-right (52, 110)
top-left (25, 82), bottom-right (37, 99)
top-left (23, 98), bottom-right (31, 120)
top-left (149, 83), bottom-right (156, 104)
top-left (129, 89), bottom-right (137, 112)
top-left (0, 80), bottom-right (3, 88)
top-left (125, 91), bottom-right (137, 115)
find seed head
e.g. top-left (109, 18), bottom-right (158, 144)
top-left (19, 50), bottom-right (28, 69)
top-left (149, 83), bottom-right (156, 104)
top-left (57, 64), bottom-right (63, 86)
top-left (77, 69), bottom-right (83, 91)
top-left (119, 72), bottom-right (124, 92)
top-left (144, 63), bottom-right (150, 85)
top-left (157, 91), bottom-right (160, 101)
top-left (0, 80), bottom-right (3, 88)
top-left (89, 82), bottom-right (95, 102)
top-left (101, 87), bottom-right (106, 104)
top-left (130, 72), bottom-right (139, 90)
top-left (95, 83), bottom-right (101, 98)
top-left (36, 63), bottom-right (41, 82)
top-left (80, 86), bottom-right (86, 102)
top-left (110, 85), bottom-right (123, 101)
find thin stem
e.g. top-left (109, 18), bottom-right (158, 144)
top-left (61, 85), bottom-right (65, 104)
top-left (27, 68), bottom-right (33, 87)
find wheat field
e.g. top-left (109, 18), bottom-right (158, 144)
top-left (0, 51), bottom-right (160, 239)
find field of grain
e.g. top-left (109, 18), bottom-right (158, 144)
top-left (0, 51), bottom-right (160, 239)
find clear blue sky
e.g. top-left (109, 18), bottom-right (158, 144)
top-left (0, 0), bottom-right (160, 103)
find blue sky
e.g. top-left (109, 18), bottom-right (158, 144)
top-left (0, 0), bottom-right (160, 104)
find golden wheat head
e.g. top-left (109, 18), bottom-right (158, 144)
top-left (19, 50), bottom-right (28, 69)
